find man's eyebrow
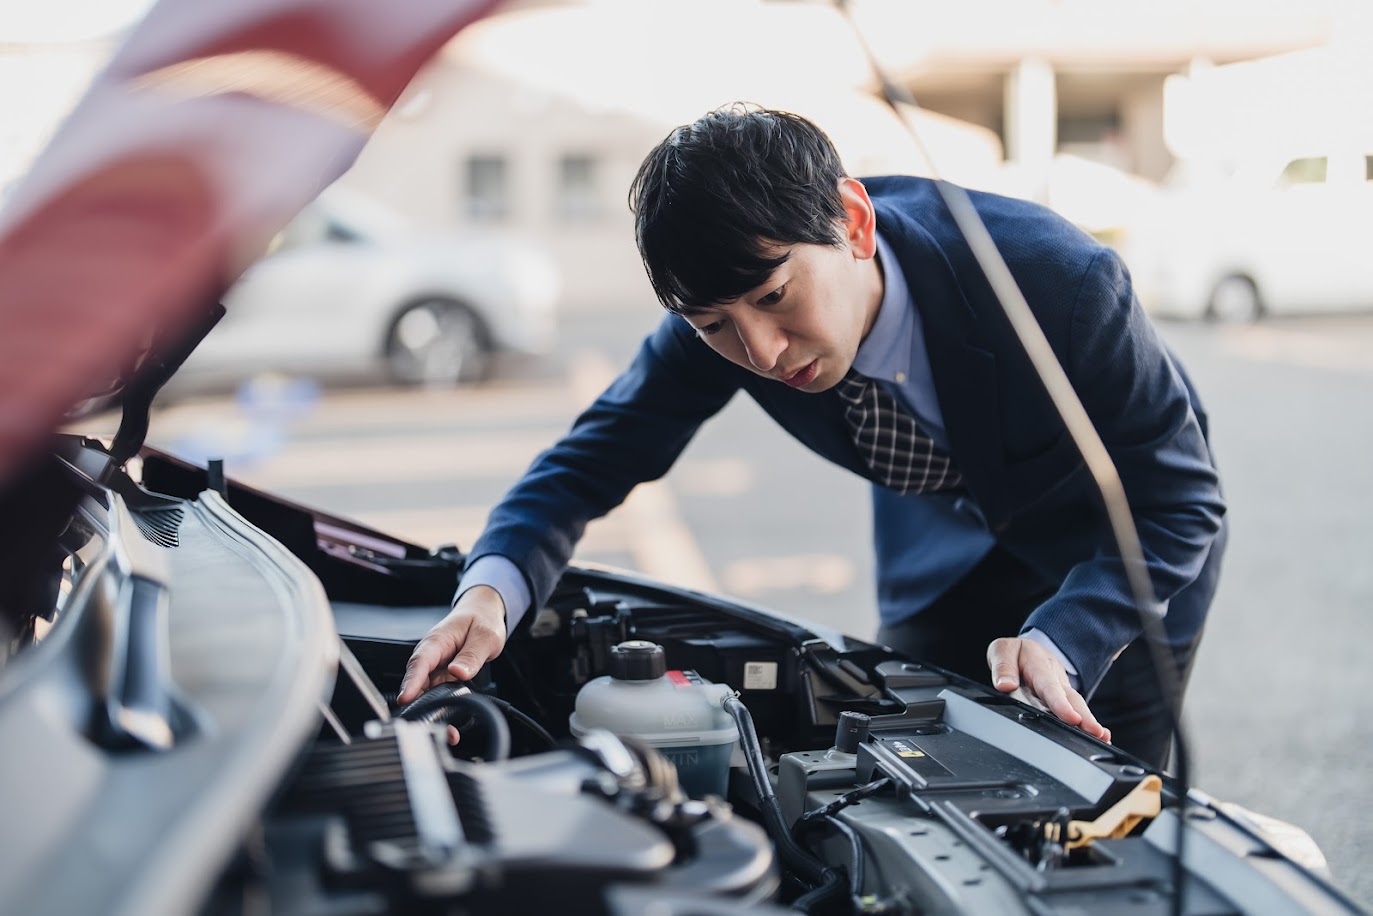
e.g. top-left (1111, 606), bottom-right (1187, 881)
top-left (681, 303), bottom-right (729, 317)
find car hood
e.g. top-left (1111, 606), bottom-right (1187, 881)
top-left (0, 0), bottom-right (501, 477)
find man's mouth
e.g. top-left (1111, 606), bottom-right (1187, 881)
top-left (780, 360), bottom-right (819, 388)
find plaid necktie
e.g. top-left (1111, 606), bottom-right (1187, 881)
top-left (835, 369), bottom-right (963, 494)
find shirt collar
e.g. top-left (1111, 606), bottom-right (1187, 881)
top-left (851, 231), bottom-right (914, 381)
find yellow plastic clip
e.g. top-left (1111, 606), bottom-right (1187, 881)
top-left (1063, 774), bottom-right (1163, 850)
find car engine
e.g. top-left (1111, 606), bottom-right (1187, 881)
top-left (0, 441), bottom-right (1357, 916)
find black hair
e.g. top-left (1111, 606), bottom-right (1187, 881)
top-left (628, 103), bottom-right (849, 315)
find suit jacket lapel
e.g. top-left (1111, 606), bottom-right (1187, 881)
top-left (873, 197), bottom-right (1015, 531)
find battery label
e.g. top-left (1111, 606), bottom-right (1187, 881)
top-left (889, 739), bottom-right (926, 758)
top-left (876, 736), bottom-right (953, 781)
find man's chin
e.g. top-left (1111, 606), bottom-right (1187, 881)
top-left (810, 363), bottom-right (849, 393)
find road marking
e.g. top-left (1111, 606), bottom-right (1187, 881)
top-left (1219, 325), bottom-right (1373, 374)
top-left (150, 430), bottom-right (557, 488)
top-left (722, 554), bottom-right (855, 597)
top-left (345, 504), bottom-right (638, 559)
top-left (150, 378), bottom-right (577, 434)
top-left (346, 505), bottom-right (490, 550)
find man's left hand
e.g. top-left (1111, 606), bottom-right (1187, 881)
top-left (987, 637), bottom-right (1111, 743)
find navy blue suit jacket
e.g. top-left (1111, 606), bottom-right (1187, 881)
top-left (470, 176), bottom-right (1226, 694)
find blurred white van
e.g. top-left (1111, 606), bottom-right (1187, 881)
top-left (1121, 146), bottom-right (1373, 321)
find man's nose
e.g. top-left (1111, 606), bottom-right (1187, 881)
top-left (736, 316), bottom-right (784, 372)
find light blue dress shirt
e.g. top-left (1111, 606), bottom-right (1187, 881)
top-left (856, 233), bottom-right (1076, 683)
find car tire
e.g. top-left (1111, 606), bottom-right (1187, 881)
top-left (385, 298), bottom-right (491, 386)
top-left (1206, 275), bottom-right (1263, 323)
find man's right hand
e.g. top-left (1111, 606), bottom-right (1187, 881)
top-left (398, 585), bottom-right (507, 706)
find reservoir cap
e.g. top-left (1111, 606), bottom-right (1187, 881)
top-left (609, 640), bottom-right (666, 681)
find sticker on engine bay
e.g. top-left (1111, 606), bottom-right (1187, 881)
top-left (743, 661), bottom-right (778, 690)
top-left (875, 736), bottom-right (953, 780)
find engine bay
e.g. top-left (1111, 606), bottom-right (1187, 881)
top-left (131, 450), bottom-right (1353, 916)
top-left (0, 442), bottom-right (1357, 916)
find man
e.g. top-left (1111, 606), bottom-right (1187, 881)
top-left (400, 104), bottom-right (1225, 767)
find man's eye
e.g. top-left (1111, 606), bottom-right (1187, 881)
top-left (696, 321), bottom-right (724, 337)
top-left (759, 284), bottom-right (786, 306)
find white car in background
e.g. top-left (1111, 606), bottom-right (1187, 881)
top-left (1121, 146), bottom-right (1373, 321)
top-left (177, 189), bottom-right (560, 389)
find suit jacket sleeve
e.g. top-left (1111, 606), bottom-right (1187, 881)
top-left (465, 316), bottom-right (739, 616)
top-left (1020, 247), bottom-right (1225, 695)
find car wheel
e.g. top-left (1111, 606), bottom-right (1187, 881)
top-left (1206, 275), bottom-right (1262, 323)
top-left (385, 299), bottom-right (491, 386)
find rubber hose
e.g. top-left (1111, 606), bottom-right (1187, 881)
top-left (396, 681), bottom-right (470, 720)
top-left (723, 696), bottom-right (844, 894)
top-left (404, 691), bottom-right (511, 761)
top-left (791, 869), bottom-right (849, 914)
top-left (823, 814), bottom-right (865, 899)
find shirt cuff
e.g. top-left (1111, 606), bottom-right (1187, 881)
top-left (1021, 627), bottom-right (1080, 692)
top-left (456, 555), bottom-right (531, 638)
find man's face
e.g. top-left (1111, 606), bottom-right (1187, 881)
top-left (680, 178), bottom-right (883, 393)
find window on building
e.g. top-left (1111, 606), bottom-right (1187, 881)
top-left (1278, 156), bottom-right (1327, 186)
top-left (556, 154), bottom-right (601, 221)
top-left (1364, 155), bottom-right (1373, 182)
top-left (1056, 112), bottom-right (1127, 170)
top-left (465, 154), bottom-right (509, 221)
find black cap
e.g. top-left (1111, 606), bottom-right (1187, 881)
top-left (834, 711), bottom-right (871, 754)
top-left (609, 640), bottom-right (666, 681)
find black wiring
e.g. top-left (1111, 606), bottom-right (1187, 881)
top-left (722, 695), bottom-right (849, 911)
top-left (790, 870), bottom-right (849, 914)
top-left (827, 815), bottom-right (864, 900)
top-left (796, 814), bottom-right (866, 903)
top-left (796, 777), bottom-right (892, 828)
top-left (487, 696), bottom-right (558, 749)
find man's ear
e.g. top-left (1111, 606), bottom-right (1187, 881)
top-left (839, 177), bottom-right (877, 260)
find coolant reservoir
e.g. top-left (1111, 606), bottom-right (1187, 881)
top-left (569, 640), bottom-right (738, 799)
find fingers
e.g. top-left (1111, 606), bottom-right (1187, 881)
top-left (987, 637), bottom-right (1022, 692)
top-left (399, 587), bottom-right (508, 704)
top-left (399, 631), bottom-right (456, 704)
top-left (1028, 668), bottom-right (1109, 742)
top-left (1065, 691), bottom-right (1110, 742)
top-left (448, 621), bottom-right (504, 680)
top-left (1033, 675), bottom-right (1084, 728)
top-left (988, 637), bottom-right (1111, 743)
top-left (419, 669), bottom-right (461, 696)
top-left (1052, 683), bottom-right (1109, 742)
